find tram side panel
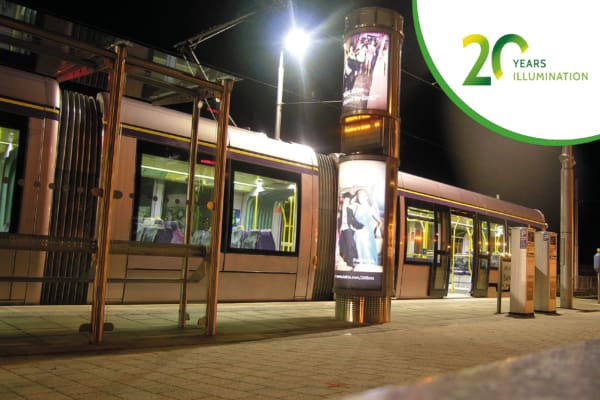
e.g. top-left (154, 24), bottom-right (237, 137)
top-left (218, 171), bottom-right (317, 301)
top-left (103, 128), bottom-right (209, 304)
top-left (91, 95), bottom-right (318, 304)
top-left (300, 172), bottom-right (319, 300)
top-left (102, 134), bottom-right (133, 303)
top-left (394, 194), bottom-right (431, 298)
top-left (13, 117), bottom-right (59, 303)
top-left (100, 132), bottom-right (208, 304)
top-left (392, 171), bottom-right (546, 300)
top-left (0, 66), bottom-right (60, 304)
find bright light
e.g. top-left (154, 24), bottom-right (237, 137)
top-left (284, 29), bottom-right (309, 58)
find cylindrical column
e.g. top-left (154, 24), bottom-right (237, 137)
top-left (559, 146), bottom-right (575, 309)
top-left (335, 7), bottom-right (403, 324)
top-left (206, 79), bottom-right (234, 336)
top-left (90, 43), bottom-right (127, 344)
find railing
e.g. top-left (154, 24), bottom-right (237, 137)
top-left (0, 234), bottom-right (208, 284)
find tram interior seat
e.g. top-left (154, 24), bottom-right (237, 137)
top-left (140, 220), bottom-right (185, 243)
top-left (191, 229), bottom-right (211, 246)
top-left (232, 229), bottom-right (276, 251)
top-left (141, 225), bottom-right (276, 249)
top-left (139, 218), bottom-right (165, 242)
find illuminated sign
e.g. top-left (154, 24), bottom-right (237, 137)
top-left (343, 115), bottom-right (383, 135)
top-left (341, 114), bottom-right (384, 153)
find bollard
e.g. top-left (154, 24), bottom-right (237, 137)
top-left (594, 248), bottom-right (600, 303)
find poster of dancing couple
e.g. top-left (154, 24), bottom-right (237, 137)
top-left (335, 159), bottom-right (386, 274)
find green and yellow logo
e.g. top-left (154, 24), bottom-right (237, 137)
top-left (463, 34), bottom-right (528, 85)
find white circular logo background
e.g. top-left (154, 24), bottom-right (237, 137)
top-left (413, 0), bottom-right (600, 144)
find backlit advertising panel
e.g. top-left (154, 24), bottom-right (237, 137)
top-left (342, 31), bottom-right (390, 115)
top-left (334, 159), bottom-right (386, 291)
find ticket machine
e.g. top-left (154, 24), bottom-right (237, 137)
top-left (534, 231), bottom-right (557, 313)
top-left (509, 227), bottom-right (535, 316)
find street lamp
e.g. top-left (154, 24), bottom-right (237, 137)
top-left (275, 28), bottom-right (309, 140)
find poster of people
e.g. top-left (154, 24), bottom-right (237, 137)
top-left (334, 159), bottom-right (386, 291)
top-left (342, 31), bottom-right (390, 115)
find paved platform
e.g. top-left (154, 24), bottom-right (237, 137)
top-left (1, 297), bottom-right (599, 399)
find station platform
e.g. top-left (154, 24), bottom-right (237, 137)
top-left (1, 296), bottom-right (599, 399)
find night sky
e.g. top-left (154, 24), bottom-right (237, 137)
top-left (15, 0), bottom-right (600, 269)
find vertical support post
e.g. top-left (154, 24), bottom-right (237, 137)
top-left (559, 145), bottom-right (575, 309)
top-left (178, 97), bottom-right (202, 328)
top-left (206, 79), bottom-right (234, 336)
top-left (89, 43), bottom-right (127, 344)
top-left (275, 50), bottom-right (284, 140)
top-left (496, 260), bottom-right (503, 313)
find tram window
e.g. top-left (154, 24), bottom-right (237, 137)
top-left (489, 222), bottom-right (506, 268)
top-left (405, 205), bottom-right (435, 262)
top-left (0, 116), bottom-right (24, 233)
top-left (133, 141), bottom-right (215, 244)
top-left (228, 164), bottom-right (299, 254)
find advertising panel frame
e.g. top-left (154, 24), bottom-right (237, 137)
top-left (334, 154), bottom-right (398, 297)
top-left (342, 30), bottom-right (392, 116)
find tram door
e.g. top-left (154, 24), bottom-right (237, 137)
top-left (429, 208), bottom-right (451, 298)
top-left (472, 217), bottom-right (491, 297)
top-left (448, 212), bottom-right (474, 296)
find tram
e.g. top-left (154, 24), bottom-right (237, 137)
top-left (0, 64), bottom-right (546, 305)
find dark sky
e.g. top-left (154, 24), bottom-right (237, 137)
top-left (15, 0), bottom-right (600, 267)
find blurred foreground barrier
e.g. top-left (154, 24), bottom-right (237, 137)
top-left (343, 338), bottom-right (600, 400)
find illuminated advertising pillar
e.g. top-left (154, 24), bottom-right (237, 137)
top-left (335, 8), bottom-right (403, 323)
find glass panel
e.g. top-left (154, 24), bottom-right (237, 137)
top-left (0, 3), bottom-right (37, 55)
top-left (405, 205), bottom-right (435, 262)
top-left (428, 208), bottom-right (449, 297)
top-left (449, 214), bottom-right (474, 295)
top-left (451, 214), bottom-right (474, 275)
top-left (479, 220), bottom-right (489, 255)
top-left (230, 169), bottom-right (298, 253)
top-left (134, 144), bottom-right (215, 245)
top-left (474, 218), bottom-right (491, 296)
top-left (490, 222), bottom-right (506, 268)
top-left (0, 125), bottom-right (20, 232)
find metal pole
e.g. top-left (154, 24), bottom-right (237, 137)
top-left (178, 97), bottom-right (202, 328)
top-left (206, 79), bottom-right (234, 336)
top-left (559, 145), bottom-right (575, 309)
top-left (90, 43), bottom-right (127, 344)
top-left (274, 50), bottom-right (284, 140)
top-left (496, 260), bottom-right (503, 314)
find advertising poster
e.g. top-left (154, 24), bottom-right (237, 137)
top-left (342, 31), bottom-right (390, 115)
top-left (334, 159), bottom-right (386, 291)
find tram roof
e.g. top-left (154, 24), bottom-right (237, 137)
top-left (398, 171), bottom-right (547, 228)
